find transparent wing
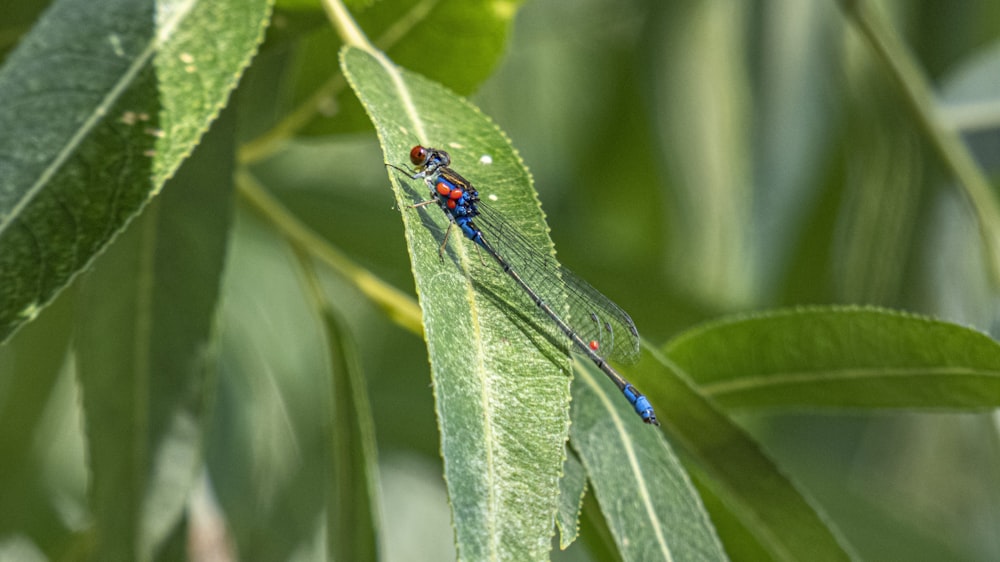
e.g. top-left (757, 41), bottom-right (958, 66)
top-left (472, 202), bottom-right (640, 365)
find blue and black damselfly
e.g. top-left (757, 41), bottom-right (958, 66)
top-left (390, 145), bottom-right (658, 426)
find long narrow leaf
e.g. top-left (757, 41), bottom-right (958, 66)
top-left (341, 45), bottom-right (570, 560)
top-left (321, 305), bottom-right (382, 561)
top-left (667, 307), bottom-right (1000, 410)
top-left (571, 364), bottom-right (728, 562)
top-left (75, 108), bottom-right (235, 561)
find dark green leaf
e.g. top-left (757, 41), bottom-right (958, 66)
top-left (245, 0), bottom-right (524, 143)
top-left (75, 107), bottom-right (235, 561)
top-left (321, 305), bottom-right (381, 562)
top-left (0, 289), bottom-right (75, 548)
top-left (685, 461), bottom-right (776, 562)
top-left (0, 0), bottom-right (270, 343)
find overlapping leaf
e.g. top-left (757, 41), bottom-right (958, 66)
top-left (668, 307), bottom-right (1000, 410)
top-left (0, 0), bottom-right (271, 343)
top-left (342, 45), bottom-right (570, 560)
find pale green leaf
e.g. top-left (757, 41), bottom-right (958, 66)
top-left (0, 0), bottom-right (271, 343)
top-left (647, 2), bottom-right (755, 307)
top-left (571, 363), bottom-right (728, 562)
top-left (341, 45), bottom-right (570, 560)
top-left (556, 448), bottom-right (587, 550)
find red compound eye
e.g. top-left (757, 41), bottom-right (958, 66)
top-left (589, 340), bottom-right (600, 352)
top-left (410, 145), bottom-right (428, 165)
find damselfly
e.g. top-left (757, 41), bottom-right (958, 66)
top-left (390, 145), bottom-right (658, 426)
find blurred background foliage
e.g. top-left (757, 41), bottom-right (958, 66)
top-left (2, 0), bottom-right (1000, 560)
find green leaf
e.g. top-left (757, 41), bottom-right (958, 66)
top-left (556, 447), bottom-right (587, 550)
top-left (244, 0), bottom-right (524, 148)
top-left (75, 107), bottom-right (235, 561)
top-left (648, 2), bottom-right (755, 307)
top-left (208, 213), bottom-right (335, 559)
top-left (837, 0), bottom-right (1000, 288)
top-left (686, 463), bottom-right (776, 562)
top-left (578, 489), bottom-right (625, 562)
top-left (570, 363), bottom-right (728, 562)
top-left (356, 0), bottom-right (523, 96)
top-left (321, 305), bottom-right (382, 562)
top-left (341, 45), bottom-right (570, 560)
top-left (0, 290), bottom-right (73, 481)
top-left (0, 289), bottom-right (75, 544)
top-left (0, 0), bottom-right (49, 62)
top-left (667, 306), bottom-right (1000, 410)
top-left (636, 345), bottom-right (855, 562)
top-left (0, 0), bottom-right (271, 343)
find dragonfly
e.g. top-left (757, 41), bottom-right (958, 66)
top-left (390, 145), bottom-right (658, 426)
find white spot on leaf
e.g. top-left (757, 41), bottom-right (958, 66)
top-left (109, 34), bottom-right (125, 57)
top-left (19, 303), bottom-right (40, 321)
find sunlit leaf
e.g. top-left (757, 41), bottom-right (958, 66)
top-left (241, 0), bottom-right (524, 149)
top-left (342, 45), bottom-right (570, 560)
top-left (571, 363), bottom-right (728, 562)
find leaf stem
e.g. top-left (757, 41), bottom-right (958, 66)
top-left (238, 0), bottom-right (366, 164)
top-left (239, 1), bottom-right (429, 164)
top-left (322, 0), bottom-right (375, 51)
top-left (237, 74), bottom-right (347, 164)
top-left (838, 0), bottom-right (1000, 287)
top-left (241, 0), bottom-right (432, 163)
top-left (235, 169), bottom-right (423, 334)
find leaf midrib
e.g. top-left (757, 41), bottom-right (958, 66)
top-left (370, 46), bottom-right (503, 554)
top-left (578, 365), bottom-right (673, 560)
top-left (701, 365), bottom-right (1000, 397)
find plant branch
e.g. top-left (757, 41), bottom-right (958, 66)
top-left (322, 0), bottom-right (375, 51)
top-left (235, 169), bottom-right (423, 335)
